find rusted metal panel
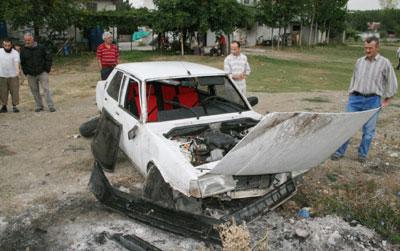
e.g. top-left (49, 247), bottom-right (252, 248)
top-left (210, 108), bottom-right (379, 175)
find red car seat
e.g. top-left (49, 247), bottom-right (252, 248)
top-left (178, 86), bottom-right (199, 107)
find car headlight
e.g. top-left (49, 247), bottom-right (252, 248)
top-left (189, 174), bottom-right (236, 198)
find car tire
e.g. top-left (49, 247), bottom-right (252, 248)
top-left (79, 117), bottom-right (100, 137)
top-left (142, 164), bottom-right (175, 209)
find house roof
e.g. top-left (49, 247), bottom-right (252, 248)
top-left (116, 61), bottom-right (226, 80)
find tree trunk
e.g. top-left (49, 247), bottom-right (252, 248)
top-left (271, 27), bottom-right (274, 49)
top-left (327, 23), bottom-right (331, 44)
top-left (299, 23), bottom-right (303, 47)
top-left (283, 26), bottom-right (287, 48)
top-left (227, 33), bottom-right (231, 54)
top-left (180, 31), bottom-right (184, 56)
top-left (34, 23), bottom-right (40, 42)
top-left (314, 22), bottom-right (318, 44)
top-left (277, 26), bottom-right (281, 49)
top-left (308, 16), bottom-right (314, 47)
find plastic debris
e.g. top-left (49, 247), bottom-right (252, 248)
top-left (297, 208), bottom-right (311, 219)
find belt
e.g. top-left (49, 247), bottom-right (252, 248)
top-left (351, 91), bottom-right (378, 97)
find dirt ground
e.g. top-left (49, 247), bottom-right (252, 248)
top-left (0, 61), bottom-right (399, 250)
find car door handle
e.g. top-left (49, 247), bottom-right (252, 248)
top-left (115, 111), bottom-right (120, 116)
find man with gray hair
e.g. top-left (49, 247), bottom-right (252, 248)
top-left (20, 33), bottom-right (56, 112)
top-left (331, 36), bottom-right (398, 163)
top-left (96, 32), bottom-right (119, 80)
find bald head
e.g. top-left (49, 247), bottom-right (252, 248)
top-left (24, 33), bottom-right (35, 47)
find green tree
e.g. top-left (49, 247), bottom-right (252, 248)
top-left (2, 0), bottom-right (85, 40)
top-left (208, 0), bottom-right (255, 51)
top-left (153, 0), bottom-right (209, 55)
top-left (258, 0), bottom-right (304, 48)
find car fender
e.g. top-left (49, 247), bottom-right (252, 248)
top-left (141, 130), bottom-right (199, 197)
top-left (96, 80), bottom-right (106, 112)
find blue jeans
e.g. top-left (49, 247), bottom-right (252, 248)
top-left (335, 94), bottom-right (381, 158)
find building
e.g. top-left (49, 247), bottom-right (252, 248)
top-left (130, 0), bottom-right (156, 9)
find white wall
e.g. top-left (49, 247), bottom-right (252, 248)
top-left (97, 1), bottom-right (116, 11)
top-left (130, 0), bottom-right (156, 9)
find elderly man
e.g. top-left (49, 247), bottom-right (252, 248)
top-left (96, 32), bottom-right (120, 80)
top-left (224, 41), bottom-right (251, 96)
top-left (331, 36), bottom-right (398, 163)
top-left (0, 39), bottom-right (20, 113)
top-left (20, 33), bottom-right (56, 112)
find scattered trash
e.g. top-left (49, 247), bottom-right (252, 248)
top-left (297, 208), bottom-right (311, 219)
top-left (295, 228), bottom-right (309, 238)
top-left (349, 220), bottom-right (359, 227)
top-left (389, 152), bottom-right (399, 158)
top-left (118, 186), bottom-right (130, 193)
top-left (73, 134), bottom-right (81, 139)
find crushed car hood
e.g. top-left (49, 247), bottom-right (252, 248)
top-left (209, 108), bottom-right (379, 175)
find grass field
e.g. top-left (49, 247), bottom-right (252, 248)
top-left (55, 43), bottom-right (400, 95)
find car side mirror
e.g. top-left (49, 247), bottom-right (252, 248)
top-left (247, 96), bottom-right (258, 107)
top-left (128, 125), bottom-right (138, 140)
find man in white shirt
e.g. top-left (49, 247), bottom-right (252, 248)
top-left (224, 41), bottom-right (251, 96)
top-left (0, 39), bottom-right (20, 113)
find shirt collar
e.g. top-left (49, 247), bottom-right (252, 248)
top-left (364, 54), bottom-right (381, 61)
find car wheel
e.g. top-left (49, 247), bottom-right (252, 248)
top-left (79, 117), bottom-right (100, 137)
top-left (142, 165), bottom-right (175, 209)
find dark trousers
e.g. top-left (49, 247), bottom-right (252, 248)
top-left (396, 59), bottom-right (400, 70)
top-left (101, 67), bottom-right (114, 80)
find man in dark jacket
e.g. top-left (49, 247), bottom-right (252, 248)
top-left (20, 33), bottom-right (55, 112)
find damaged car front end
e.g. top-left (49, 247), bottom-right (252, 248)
top-left (86, 61), bottom-right (380, 242)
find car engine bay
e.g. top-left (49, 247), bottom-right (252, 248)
top-left (164, 118), bottom-right (259, 166)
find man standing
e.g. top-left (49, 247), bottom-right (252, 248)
top-left (20, 33), bottom-right (56, 112)
top-left (219, 34), bottom-right (226, 56)
top-left (331, 36), bottom-right (398, 163)
top-left (96, 32), bottom-right (119, 80)
top-left (0, 39), bottom-right (21, 113)
top-left (224, 41), bottom-right (251, 96)
top-left (396, 46), bottom-right (400, 70)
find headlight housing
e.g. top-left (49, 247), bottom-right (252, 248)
top-left (189, 174), bottom-right (236, 198)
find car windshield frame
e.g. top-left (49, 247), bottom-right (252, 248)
top-left (140, 74), bottom-right (251, 123)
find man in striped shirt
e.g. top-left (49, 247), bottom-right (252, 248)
top-left (331, 36), bottom-right (398, 163)
top-left (224, 41), bottom-right (251, 96)
top-left (96, 32), bottom-right (119, 80)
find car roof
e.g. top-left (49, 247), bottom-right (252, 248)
top-left (116, 61), bottom-right (226, 81)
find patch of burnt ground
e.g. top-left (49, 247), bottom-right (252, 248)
top-left (0, 194), bottom-right (99, 251)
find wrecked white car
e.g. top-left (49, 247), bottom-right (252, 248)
top-left (87, 61), bottom-right (378, 228)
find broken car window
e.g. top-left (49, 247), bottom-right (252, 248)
top-left (149, 76), bottom-right (249, 122)
top-left (107, 71), bottom-right (124, 101)
top-left (124, 79), bottom-right (140, 118)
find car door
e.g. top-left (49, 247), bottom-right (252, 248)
top-left (91, 70), bottom-right (124, 171)
top-left (115, 75), bottom-right (145, 173)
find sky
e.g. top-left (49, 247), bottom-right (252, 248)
top-left (347, 0), bottom-right (382, 10)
